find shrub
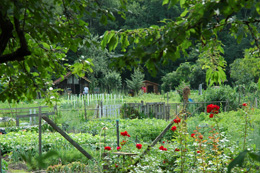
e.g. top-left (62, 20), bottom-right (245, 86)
top-left (199, 85), bottom-right (239, 110)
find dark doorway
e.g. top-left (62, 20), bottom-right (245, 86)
top-left (147, 86), bottom-right (153, 93)
top-left (75, 84), bottom-right (80, 94)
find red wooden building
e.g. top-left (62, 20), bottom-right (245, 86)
top-left (143, 80), bottom-right (159, 94)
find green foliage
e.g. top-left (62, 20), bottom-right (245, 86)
top-left (228, 150), bottom-right (260, 173)
top-left (0, 0), bottom-right (126, 103)
top-left (125, 68), bottom-right (145, 94)
top-left (161, 71), bottom-right (181, 92)
top-left (103, 71), bottom-right (122, 93)
top-left (20, 150), bottom-right (58, 170)
top-left (46, 162), bottom-right (87, 173)
top-left (230, 47), bottom-right (260, 85)
top-left (2, 159), bottom-right (8, 173)
top-left (199, 85), bottom-right (239, 110)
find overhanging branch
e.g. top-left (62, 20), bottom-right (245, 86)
top-left (0, 11), bottom-right (13, 55)
top-left (0, 15), bottom-right (31, 64)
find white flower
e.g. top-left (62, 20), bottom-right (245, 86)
top-left (49, 87), bottom-right (53, 91)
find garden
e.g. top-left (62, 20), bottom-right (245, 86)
top-left (1, 86), bottom-right (260, 173)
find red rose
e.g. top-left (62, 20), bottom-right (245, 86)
top-left (117, 146), bottom-right (121, 150)
top-left (191, 133), bottom-right (195, 138)
top-left (159, 146), bottom-right (164, 150)
top-left (175, 148), bottom-right (180, 152)
top-left (120, 131), bottom-right (130, 137)
top-left (197, 151), bottom-right (201, 153)
top-left (163, 147), bottom-right (167, 151)
top-left (104, 146), bottom-right (111, 150)
top-left (163, 141), bottom-right (165, 143)
top-left (120, 140), bottom-right (127, 146)
top-left (136, 143), bottom-right (142, 149)
top-left (242, 103), bottom-right (247, 106)
top-left (209, 114), bottom-right (214, 118)
top-left (115, 163), bottom-right (118, 168)
top-left (207, 104), bottom-right (220, 113)
top-left (171, 126), bottom-right (177, 132)
top-left (174, 118), bottom-right (181, 124)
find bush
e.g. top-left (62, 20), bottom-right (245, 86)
top-left (199, 85), bottom-right (239, 110)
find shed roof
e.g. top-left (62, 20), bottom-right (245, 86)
top-left (143, 80), bottom-right (159, 86)
top-left (53, 72), bottom-right (91, 85)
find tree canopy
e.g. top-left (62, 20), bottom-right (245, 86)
top-left (0, 0), bottom-right (125, 103)
top-left (102, 0), bottom-right (260, 86)
top-left (1, 0), bottom-right (260, 102)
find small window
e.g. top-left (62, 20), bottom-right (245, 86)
top-left (67, 76), bottom-right (73, 84)
top-left (74, 76), bottom-right (79, 84)
top-left (67, 75), bottom-right (79, 84)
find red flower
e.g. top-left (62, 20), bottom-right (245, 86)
top-left (175, 148), bottom-right (180, 152)
top-left (159, 146), bottom-right (167, 151)
top-left (197, 151), bottom-right (201, 154)
top-left (120, 140), bottom-right (127, 146)
top-left (117, 146), bottom-right (121, 150)
top-left (207, 104), bottom-right (220, 113)
top-left (242, 103), bottom-right (247, 106)
top-left (171, 126), bottom-right (177, 132)
top-left (198, 135), bottom-right (203, 139)
top-left (104, 146), bottom-right (111, 150)
top-left (136, 143), bottom-right (142, 149)
top-left (120, 131), bottom-right (130, 137)
top-left (163, 141), bottom-right (165, 143)
top-left (174, 118), bottom-right (181, 124)
top-left (209, 114), bottom-right (214, 118)
top-left (191, 133), bottom-right (195, 138)
top-left (163, 160), bottom-right (166, 164)
top-left (115, 163), bottom-right (118, 168)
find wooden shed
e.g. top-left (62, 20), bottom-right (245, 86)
top-left (53, 72), bottom-right (91, 95)
top-left (143, 80), bottom-right (159, 94)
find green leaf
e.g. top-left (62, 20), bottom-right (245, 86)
top-left (180, 0), bottom-right (186, 7)
top-left (100, 14), bottom-right (108, 25)
top-left (162, 0), bottom-right (169, 5)
top-left (227, 150), bottom-right (248, 173)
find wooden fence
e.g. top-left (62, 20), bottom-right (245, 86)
top-left (124, 102), bottom-right (170, 120)
top-left (0, 106), bottom-right (55, 127)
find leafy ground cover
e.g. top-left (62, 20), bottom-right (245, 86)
top-left (1, 104), bottom-right (260, 172)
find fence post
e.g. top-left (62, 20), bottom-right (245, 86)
top-left (116, 120), bottom-right (119, 147)
top-left (29, 109), bottom-right (32, 125)
top-left (84, 100), bottom-right (87, 120)
top-left (16, 116), bottom-right (19, 127)
top-left (176, 103), bottom-right (177, 115)
top-left (34, 109), bottom-right (36, 124)
top-left (39, 106), bottom-right (42, 157)
top-left (101, 101), bottom-right (103, 118)
top-left (141, 101), bottom-right (144, 113)
top-left (255, 97), bottom-right (258, 108)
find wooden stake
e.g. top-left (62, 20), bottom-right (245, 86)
top-left (42, 116), bottom-right (93, 159)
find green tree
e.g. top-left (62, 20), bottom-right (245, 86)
top-left (102, 0), bottom-right (260, 86)
top-left (126, 69), bottom-right (145, 95)
top-left (230, 47), bottom-right (260, 85)
top-left (103, 71), bottom-right (122, 93)
top-left (0, 0), bottom-right (126, 103)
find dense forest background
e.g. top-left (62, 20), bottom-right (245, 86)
top-left (60, 0), bottom-right (257, 93)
